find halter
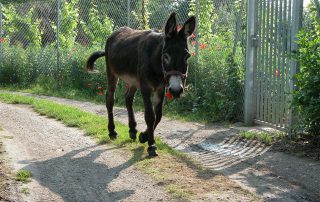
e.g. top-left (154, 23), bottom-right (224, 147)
top-left (163, 70), bottom-right (187, 86)
top-left (161, 50), bottom-right (188, 86)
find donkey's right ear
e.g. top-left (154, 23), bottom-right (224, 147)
top-left (164, 12), bottom-right (177, 38)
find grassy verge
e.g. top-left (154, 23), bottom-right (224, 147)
top-left (0, 92), bottom-right (259, 201)
top-left (0, 86), bottom-right (208, 123)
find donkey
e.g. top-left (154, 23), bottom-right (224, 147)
top-left (86, 13), bottom-right (195, 156)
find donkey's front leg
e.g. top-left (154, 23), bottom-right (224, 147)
top-left (140, 87), bottom-right (158, 156)
top-left (154, 87), bottom-right (165, 130)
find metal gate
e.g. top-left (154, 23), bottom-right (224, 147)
top-left (244, 0), bottom-right (303, 130)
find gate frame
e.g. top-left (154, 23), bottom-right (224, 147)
top-left (244, 0), bottom-right (303, 131)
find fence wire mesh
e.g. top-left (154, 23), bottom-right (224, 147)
top-left (0, 0), bottom-right (246, 122)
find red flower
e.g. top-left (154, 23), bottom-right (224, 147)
top-left (165, 92), bottom-right (174, 101)
top-left (191, 52), bottom-right (196, 57)
top-left (192, 41), bottom-right (197, 45)
top-left (98, 82), bottom-right (102, 84)
top-left (200, 43), bottom-right (206, 49)
top-left (0, 38), bottom-right (5, 43)
top-left (98, 86), bottom-right (103, 90)
top-left (98, 91), bottom-right (103, 95)
top-left (275, 68), bottom-right (279, 77)
top-left (191, 33), bottom-right (196, 38)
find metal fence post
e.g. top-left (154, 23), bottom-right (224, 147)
top-left (244, 0), bottom-right (258, 125)
top-left (288, 0), bottom-right (303, 135)
top-left (127, 0), bottom-right (131, 27)
top-left (0, 3), bottom-right (3, 63)
top-left (56, 0), bottom-right (61, 81)
top-left (194, 0), bottom-right (199, 91)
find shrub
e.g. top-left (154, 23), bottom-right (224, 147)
top-left (293, 4), bottom-right (320, 137)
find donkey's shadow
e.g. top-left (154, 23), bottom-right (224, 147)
top-left (21, 145), bottom-right (144, 201)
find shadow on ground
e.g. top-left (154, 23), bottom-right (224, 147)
top-left (21, 145), bottom-right (145, 201)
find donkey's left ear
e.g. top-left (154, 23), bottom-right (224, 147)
top-left (165, 12), bottom-right (177, 38)
top-left (179, 16), bottom-right (196, 39)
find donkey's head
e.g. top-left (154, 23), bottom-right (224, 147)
top-left (162, 13), bottom-right (196, 98)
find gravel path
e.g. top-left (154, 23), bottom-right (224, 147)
top-left (0, 103), bottom-right (173, 202)
top-left (14, 92), bottom-right (320, 202)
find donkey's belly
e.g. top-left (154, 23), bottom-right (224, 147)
top-left (119, 74), bottom-right (140, 88)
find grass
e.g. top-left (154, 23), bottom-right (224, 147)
top-left (0, 92), bottom-right (260, 201)
top-left (0, 85), bottom-right (208, 124)
top-left (239, 131), bottom-right (274, 145)
top-left (21, 187), bottom-right (30, 195)
top-left (16, 170), bottom-right (32, 183)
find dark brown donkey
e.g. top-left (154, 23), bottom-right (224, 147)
top-left (86, 13), bottom-right (195, 156)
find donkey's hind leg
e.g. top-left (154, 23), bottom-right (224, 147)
top-left (106, 73), bottom-right (119, 140)
top-left (125, 86), bottom-right (137, 141)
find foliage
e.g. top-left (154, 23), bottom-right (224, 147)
top-left (293, 3), bottom-right (320, 137)
top-left (81, 2), bottom-right (114, 47)
top-left (2, 4), bottom-right (42, 47)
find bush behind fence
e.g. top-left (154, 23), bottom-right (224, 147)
top-left (0, 0), bottom-right (246, 122)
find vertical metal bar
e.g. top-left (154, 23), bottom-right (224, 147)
top-left (285, 0), bottom-right (292, 128)
top-left (278, 0), bottom-right (284, 127)
top-left (288, 0), bottom-right (303, 134)
top-left (256, 0), bottom-right (262, 120)
top-left (264, 0), bottom-right (270, 122)
top-left (56, 0), bottom-right (61, 81)
top-left (244, 0), bottom-right (258, 125)
top-left (268, 0), bottom-right (274, 124)
top-left (0, 3), bottom-right (3, 63)
top-left (273, 0), bottom-right (279, 126)
top-left (194, 0), bottom-right (199, 90)
top-left (260, 0), bottom-right (266, 122)
top-left (127, 0), bottom-right (131, 27)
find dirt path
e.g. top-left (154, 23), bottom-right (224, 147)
top-left (13, 92), bottom-right (320, 202)
top-left (0, 103), bottom-right (173, 202)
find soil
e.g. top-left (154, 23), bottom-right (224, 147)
top-left (1, 92), bottom-right (320, 202)
top-left (0, 103), bottom-right (173, 202)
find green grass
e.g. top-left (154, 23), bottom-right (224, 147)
top-left (16, 169), bottom-right (32, 183)
top-left (239, 131), bottom-right (273, 145)
top-left (21, 187), bottom-right (30, 195)
top-left (0, 86), bottom-right (208, 124)
top-left (166, 184), bottom-right (191, 200)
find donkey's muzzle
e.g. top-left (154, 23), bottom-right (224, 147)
top-left (169, 86), bottom-right (184, 98)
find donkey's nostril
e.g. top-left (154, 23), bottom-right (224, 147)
top-left (169, 87), bottom-right (183, 98)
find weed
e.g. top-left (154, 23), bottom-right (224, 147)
top-left (239, 131), bottom-right (273, 145)
top-left (16, 170), bottom-right (32, 183)
top-left (21, 187), bottom-right (30, 195)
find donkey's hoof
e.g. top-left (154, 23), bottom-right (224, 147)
top-left (109, 131), bottom-right (118, 140)
top-left (129, 131), bottom-right (137, 141)
top-left (147, 145), bottom-right (158, 157)
top-left (139, 132), bottom-right (148, 143)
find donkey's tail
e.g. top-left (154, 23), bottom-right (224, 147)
top-left (86, 51), bottom-right (105, 72)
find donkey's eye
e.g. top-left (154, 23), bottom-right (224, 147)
top-left (163, 53), bottom-right (171, 64)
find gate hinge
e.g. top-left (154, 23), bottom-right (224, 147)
top-left (252, 35), bottom-right (260, 47)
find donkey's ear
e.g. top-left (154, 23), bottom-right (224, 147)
top-left (179, 16), bottom-right (196, 39)
top-left (164, 12), bottom-right (177, 38)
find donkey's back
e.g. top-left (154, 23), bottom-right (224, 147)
top-left (106, 27), bottom-right (163, 86)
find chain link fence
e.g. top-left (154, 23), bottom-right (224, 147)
top-left (0, 0), bottom-right (246, 122)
